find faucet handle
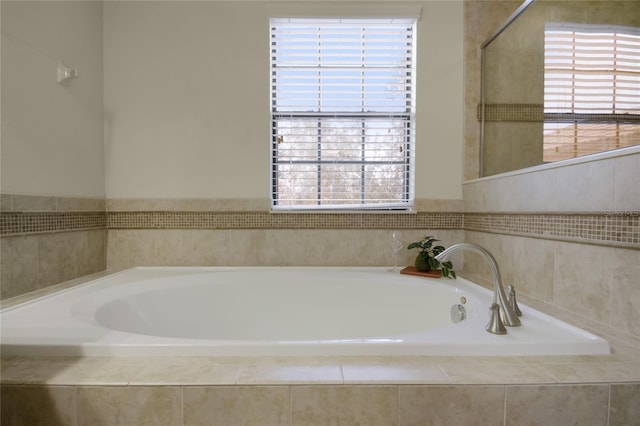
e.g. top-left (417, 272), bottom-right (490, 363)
top-left (486, 303), bottom-right (507, 334)
top-left (507, 285), bottom-right (522, 316)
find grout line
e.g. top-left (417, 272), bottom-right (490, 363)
top-left (503, 385), bottom-right (508, 426)
top-left (606, 384), bottom-right (611, 426)
top-left (180, 386), bottom-right (185, 426)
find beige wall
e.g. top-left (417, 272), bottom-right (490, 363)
top-left (1, 0), bottom-right (104, 197)
top-left (103, 0), bottom-right (464, 201)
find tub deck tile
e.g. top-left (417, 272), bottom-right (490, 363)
top-left (1, 357), bottom-right (145, 386)
top-left (439, 361), bottom-right (558, 385)
top-left (342, 363), bottom-right (451, 384)
top-left (2, 353), bottom-right (640, 387)
top-left (236, 364), bottom-right (343, 385)
top-left (129, 357), bottom-right (241, 386)
top-left (539, 361), bottom-right (640, 384)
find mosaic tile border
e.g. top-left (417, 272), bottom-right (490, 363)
top-left (465, 211), bottom-right (640, 248)
top-left (0, 212), bottom-right (107, 236)
top-left (1, 210), bottom-right (637, 249)
top-left (478, 104), bottom-right (640, 123)
top-left (107, 211), bottom-right (464, 230)
top-left (480, 104), bottom-right (543, 122)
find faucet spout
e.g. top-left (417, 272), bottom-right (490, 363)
top-left (435, 243), bottom-right (521, 332)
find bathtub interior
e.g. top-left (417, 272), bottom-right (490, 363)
top-left (0, 267), bottom-right (611, 357)
top-left (89, 269), bottom-right (467, 341)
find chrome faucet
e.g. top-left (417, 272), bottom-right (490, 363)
top-left (435, 243), bottom-right (521, 334)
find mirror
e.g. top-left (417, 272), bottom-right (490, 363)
top-left (481, 0), bottom-right (640, 177)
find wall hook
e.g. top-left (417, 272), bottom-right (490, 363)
top-left (57, 60), bottom-right (78, 85)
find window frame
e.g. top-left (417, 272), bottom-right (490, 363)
top-left (269, 18), bottom-right (417, 211)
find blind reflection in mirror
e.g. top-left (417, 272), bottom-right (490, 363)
top-left (544, 23), bottom-right (640, 162)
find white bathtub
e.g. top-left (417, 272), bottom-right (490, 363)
top-left (0, 267), bottom-right (610, 357)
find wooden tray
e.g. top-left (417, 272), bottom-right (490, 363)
top-left (399, 266), bottom-right (442, 278)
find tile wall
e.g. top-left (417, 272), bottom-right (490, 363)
top-left (3, 381), bottom-right (638, 425)
top-left (461, 153), bottom-right (640, 340)
top-left (0, 195), bottom-right (107, 300)
top-left (105, 199), bottom-right (465, 272)
top-left (2, 353), bottom-right (639, 425)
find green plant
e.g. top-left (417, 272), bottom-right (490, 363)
top-left (407, 235), bottom-right (456, 278)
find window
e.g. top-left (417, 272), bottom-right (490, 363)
top-left (270, 18), bottom-right (416, 210)
top-left (543, 23), bottom-right (640, 162)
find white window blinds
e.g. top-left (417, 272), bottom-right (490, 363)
top-left (270, 18), bottom-right (416, 210)
top-left (543, 23), bottom-right (640, 161)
